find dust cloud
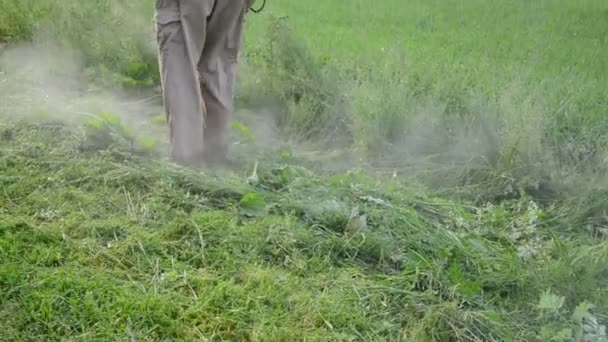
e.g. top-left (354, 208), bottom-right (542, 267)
top-left (0, 42), bottom-right (164, 138)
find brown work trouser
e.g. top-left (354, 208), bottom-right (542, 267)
top-left (155, 0), bottom-right (250, 166)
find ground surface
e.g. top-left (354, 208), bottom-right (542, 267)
top-left (1, 0), bottom-right (607, 341)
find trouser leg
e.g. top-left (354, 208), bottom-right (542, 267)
top-left (155, 0), bottom-right (213, 166)
top-left (198, 0), bottom-right (248, 162)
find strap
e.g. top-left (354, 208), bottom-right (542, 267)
top-left (249, 0), bottom-right (266, 13)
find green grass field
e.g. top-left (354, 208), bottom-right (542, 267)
top-left (1, 0), bottom-right (607, 340)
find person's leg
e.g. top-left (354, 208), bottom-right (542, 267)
top-left (197, 0), bottom-right (249, 163)
top-left (155, 0), bottom-right (213, 166)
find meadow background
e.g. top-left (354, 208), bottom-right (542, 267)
top-left (1, 0), bottom-right (607, 340)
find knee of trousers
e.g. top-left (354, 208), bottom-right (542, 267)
top-left (198, 58), bottom-right (239, 108)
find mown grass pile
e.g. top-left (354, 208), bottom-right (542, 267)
top-left (1, 118), bottom-right (606, 340)
top-left (1, 0), bottom-right (608, 340)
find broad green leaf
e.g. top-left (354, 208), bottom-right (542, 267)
top-left (239, 193), bottom-right (267, 217)
top-left (572, 301), bottom-right (595, 323)
top-left (538, 290), bottom-right (565, 313)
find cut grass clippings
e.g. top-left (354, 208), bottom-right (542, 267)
top-left (1, 119), bottom-right (606, 340)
